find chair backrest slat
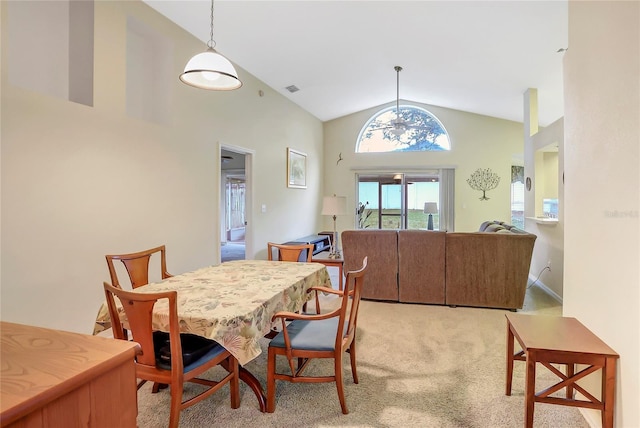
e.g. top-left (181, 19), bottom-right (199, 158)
top-left (106, 245), bottom-right (171, 289)
top-left (336, 257), bottom-right (368, 348)
top-left (122, 257), bottom-right (152, 288)
top-left (267, 242), bottom-right (314, 262)
top-left (103, 282), bottom-right (181, 369)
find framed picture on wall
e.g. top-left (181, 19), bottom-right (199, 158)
top-left (287, 148), bottom-right (307, 189)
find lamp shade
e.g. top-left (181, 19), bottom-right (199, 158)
top-left (424, 202), bottom-right (438, 214)
top-left (179, 48), bottom-right (242, 90)
top-left (322, 196), bottom-right (347, 216)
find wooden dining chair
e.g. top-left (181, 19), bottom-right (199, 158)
top-left (266, 257), bottom-right (368, 414)
top-left (266, 242), bottom-right (316, 322)
top-left (106, 245), bottom-right (172, 290)
top-left (267, 242), bottom-right (314, 262)
top-left (103, 282), bottom-right (240, 428)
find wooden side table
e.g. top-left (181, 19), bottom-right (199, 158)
top-left (1, 321), bottom-right (140, 427)
top-left (312, 251), bottom-right (344, 290)
top-left (505, 313), bottom-right (619, 428)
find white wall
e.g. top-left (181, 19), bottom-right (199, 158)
top-left (323, 100), bottom-right (524, 234)
top-left (0, 1), bottom-right (324, 333)
top-left (564, 1), bottom-right (639, 427)
top-left (524, 112), bottom-right (565, 300)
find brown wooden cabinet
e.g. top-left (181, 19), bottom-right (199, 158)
top-left (1, 321), bottom-right (140, 428)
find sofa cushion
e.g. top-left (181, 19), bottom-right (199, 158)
top-left (478, 220), bottom-right (494, 231)
top-left (496, 228), bottom-right (513, 234)
top-left (508, 227), bottom-right (528, 234)
top-left (484, 223), bottom-right (506, 232)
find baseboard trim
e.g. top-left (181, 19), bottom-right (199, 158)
top-left (579, 408), bottom-right (600, 428)
top-left (528, 276), bottom-right (563, 303)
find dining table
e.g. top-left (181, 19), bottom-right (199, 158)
top-left (94, 259), bottom-right (332, 412)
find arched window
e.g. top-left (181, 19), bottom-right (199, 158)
top-left (356, 105), bottom-right (451, 153)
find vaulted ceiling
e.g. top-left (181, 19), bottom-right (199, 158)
top-left (144, 0), bottom-right (568, 127)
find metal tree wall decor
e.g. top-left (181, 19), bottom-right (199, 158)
top-left (467, 168), bottom-right (500, 200)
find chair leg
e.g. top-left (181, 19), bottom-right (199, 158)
top-left (335, 355), bottom-right (348, 414)
top-left (349, 342), bottom-right (359, 384)
top-left (266, 349), bottom-right (277, 413)
top-left (168, 382), bottom-right (183, 428)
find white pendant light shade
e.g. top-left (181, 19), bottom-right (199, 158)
top-left (180, 48), bottom-right (242, 90)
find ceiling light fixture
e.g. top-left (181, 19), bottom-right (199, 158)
top-left (370, 66), bottom-right (423, 138)
top-left (179, 0), bottom-right (242, 91)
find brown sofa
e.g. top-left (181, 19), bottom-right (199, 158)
top-left (341, 222), bottom-right (536, 310)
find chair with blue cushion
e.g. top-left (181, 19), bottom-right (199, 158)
top-left (103, 246), bottom-right (174, 393)
top-left (103, 282), bottom-right (240, 428)
top-left (266, 257), bottom-right (368, 414)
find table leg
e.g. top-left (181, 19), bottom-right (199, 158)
top-left (602, 357), bottom-right (617, 428)
top-left (229, 356), bottom-right (240, 409)
top-left (338, 264), bottom-right (344, 291)
top-left (506, 322), bottom-right (515, 396)
top-left (239, 366), bottom-right (267, 412)
top-left (566, 363), bottom-right (574, 399)
top-left (524, 351), bottom-right (536, 428)
top-left (221, 360), bottom-right (267, 412)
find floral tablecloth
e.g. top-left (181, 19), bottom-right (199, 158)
top-left (94, 260), bottom-right (331, 365)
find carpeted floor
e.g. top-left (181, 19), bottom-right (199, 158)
top-left (136, 284), bottom-right (589, 427)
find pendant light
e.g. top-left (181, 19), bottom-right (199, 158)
top-left (179, 0), bottom-right (242, 90)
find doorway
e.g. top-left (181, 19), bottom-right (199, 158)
top-left (220, 145), bottom-right (253, 262)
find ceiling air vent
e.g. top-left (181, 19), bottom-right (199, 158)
top-left (285, 85), bottom-right (300, 93)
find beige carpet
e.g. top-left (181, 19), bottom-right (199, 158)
top-left (136, 285), bottom-right (589, 427)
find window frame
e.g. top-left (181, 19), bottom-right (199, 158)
top-left (355, 169), bottom-right (455, 231)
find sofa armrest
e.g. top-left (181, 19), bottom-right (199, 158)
top-left (445, 232), bottom-right (536, 310)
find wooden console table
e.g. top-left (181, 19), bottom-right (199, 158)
top-left (1, 321), bottom-right (140, 427)
top-left (505, 314), bottom-right (619, 428)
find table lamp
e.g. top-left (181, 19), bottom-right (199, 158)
top-left (424, 202), bottom-right (438, 230)
top-left (321, 195), bottom-right (347, 258)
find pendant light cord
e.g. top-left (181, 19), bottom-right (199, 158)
top-left (207, 0), bottom-right (216, 50)
top-left (395, 66), bottom-right (402, 120)
top-left (396, 68), bottom-right (399, 117)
